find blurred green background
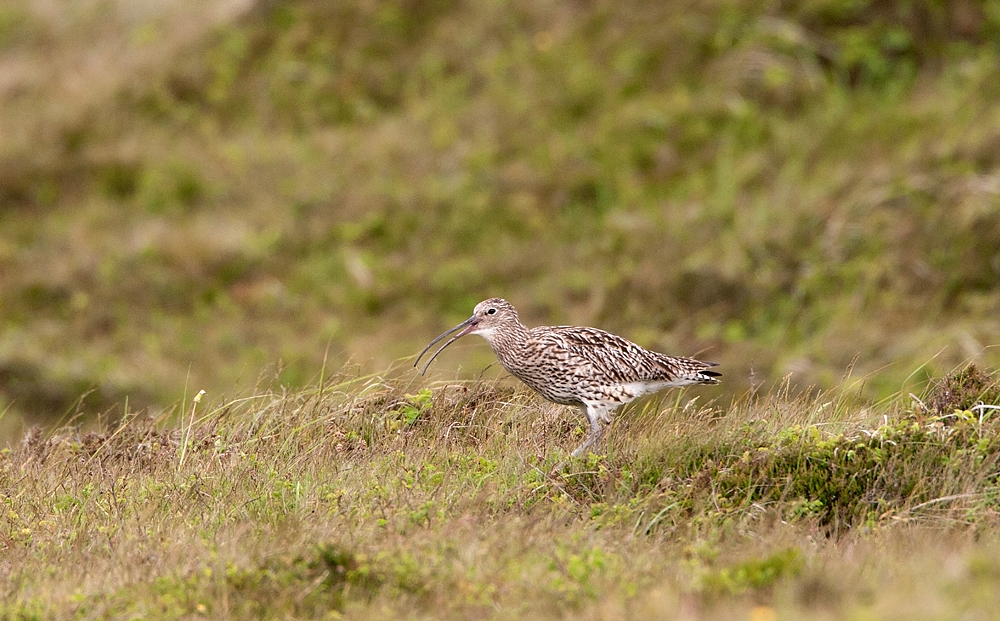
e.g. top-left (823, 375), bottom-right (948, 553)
top-left (1, 0), bottom-right (999, 439)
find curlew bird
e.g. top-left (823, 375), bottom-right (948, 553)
top-left (415, 298), bottom-right (720, 456)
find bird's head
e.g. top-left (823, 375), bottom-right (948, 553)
top-left (414, 298), bottom-right (520, 374)
top-left (466, 298), bottom-right (519, 341)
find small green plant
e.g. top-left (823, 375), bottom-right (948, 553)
top-left (549, 546), bottom-right (611, 603)
top-left (700, 548), bottom-right (803, 595)
top-left (389, 389), bottom-right (434, 427)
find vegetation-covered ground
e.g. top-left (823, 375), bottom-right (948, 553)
top-left (3, 2), bottom-right (1000, 617)
top-left (2, 365), bottom-right (1000, 619)
top-left (1, 0), bottom-right (999, 433)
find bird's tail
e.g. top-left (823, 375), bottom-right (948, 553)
top-left (693, 359), bottom-right (721, 384)
top-left (695, 366), bottom-right (722, 384)
top-left (665, 357), bottom-right (721, 385)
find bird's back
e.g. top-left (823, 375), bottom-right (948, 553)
top-left (492, 324), bottom-right (718, 406)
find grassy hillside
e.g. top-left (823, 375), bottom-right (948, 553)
top-left (2, 365), bottom-right (1000, 618)
top-left (4, 4), bottom-right (1000, 615)
top-left (5, 4), bottom-right (1000, 617)
top-left (1, 0), bottom-right (999, 429)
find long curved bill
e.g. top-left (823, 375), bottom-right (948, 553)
top-left (414, 315), bottom-right (479, 375)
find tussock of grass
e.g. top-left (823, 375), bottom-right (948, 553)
top-left (924, 363), bottom-right (1000, 415)
top-left (2, 365), bottom-right (999, 618)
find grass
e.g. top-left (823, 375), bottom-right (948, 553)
top-left (2, 4), bottom-right (1000, 614)
top-left (2, 0), bottom-right (1000, 431)
top-left (2, 364), bottom-right (1000, 618)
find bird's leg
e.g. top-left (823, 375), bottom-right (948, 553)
top-left (570, 405), bottom-right (605, 457)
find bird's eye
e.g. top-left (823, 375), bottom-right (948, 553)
top-left (486, 308), bottom-right (497, 315)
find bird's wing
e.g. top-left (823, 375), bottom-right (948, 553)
top-left (526, 326), bottom-right (689, 384)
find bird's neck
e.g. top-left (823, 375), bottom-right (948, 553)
top-left (481, 321), bottom-right (529, 365)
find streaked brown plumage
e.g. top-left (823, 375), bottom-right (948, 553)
top-left (415, 298), bottom-right (720, 456)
